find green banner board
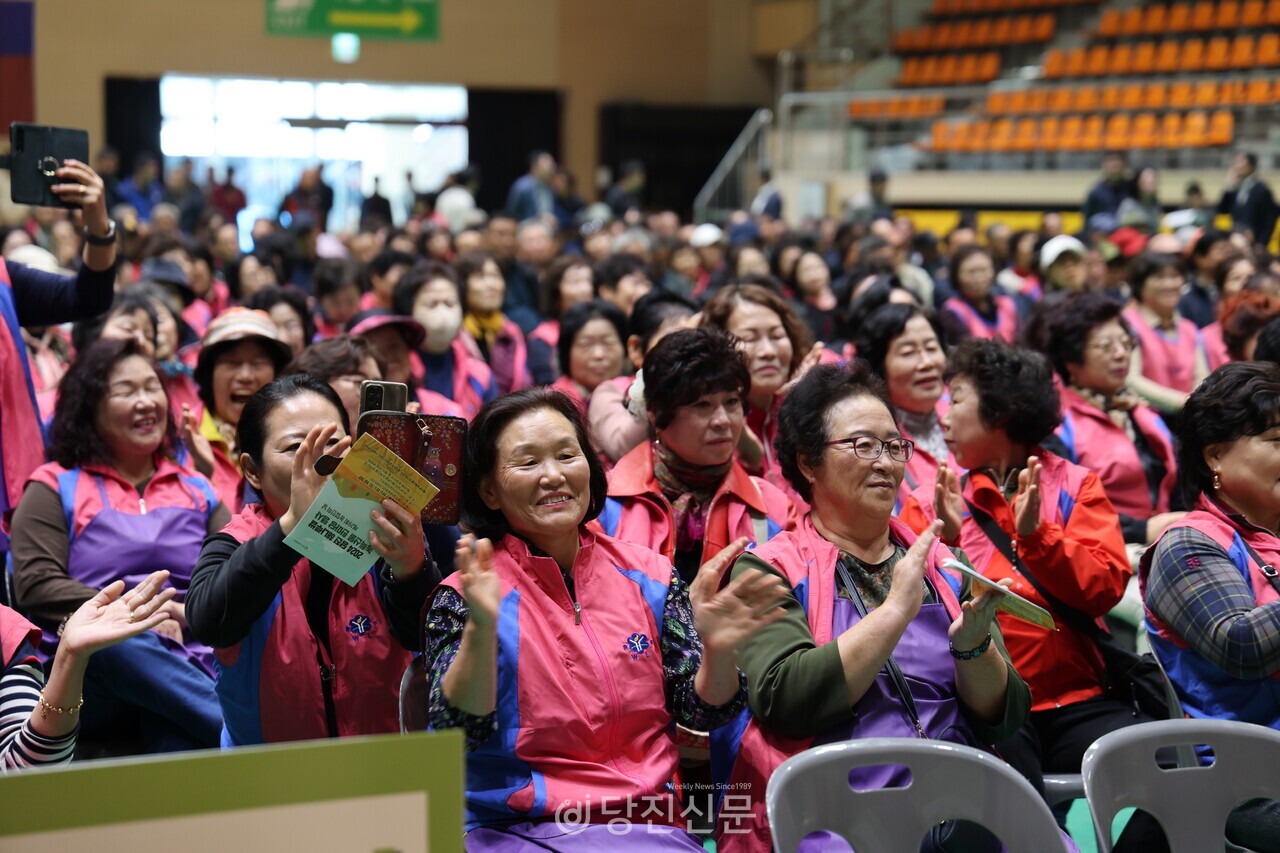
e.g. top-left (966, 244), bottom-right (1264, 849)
top-left (267, 0), bottom-right (439, 40)
top-left (0, 731), bottom-right (464, 852)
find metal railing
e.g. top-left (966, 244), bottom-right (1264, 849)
top-left (692, 108), bottom-right (775, 225)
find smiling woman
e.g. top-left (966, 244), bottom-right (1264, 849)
top-left (424, 388), bottom-right (788, 850)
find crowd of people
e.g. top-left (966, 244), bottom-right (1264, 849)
top-left (0, 146), bottom-right (1279, 853)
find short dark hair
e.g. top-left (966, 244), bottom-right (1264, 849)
top-left (701, 283), bottom-right (812, 378)
top-left (1213, 252), bottom-right (1253, 293)
top-left (1042, 291), bottom-right (1131, 383)
top-left (70, 289), bottom-right (160, 354)
top-left (539, 255), bottom-right (594, 318)
top-left (776, 361), bottom-right (893, 503)
top-left (1177, 361), bottom-right (1280, 500)
top-left (1127, 252), bottom-right (1182, 301)
top-left (1191, 229), bottom-right (1230, 260)
top-left (393, 260), bottom-right (460, 318)
top-left (643, 328), bottom-right (750, 430)
top-left (460, 388), bottom-right (607, 541)
top-left (947, 245), bottom-right (994, 298)
top-left (594, 253), bottom-right (649, 294)
top-left (48, 338), bottom-right (180, 469)
top-left (313, 258), bottom-right (361, 301)
top-left (235, 373), bottom-right (349, 467)
top-left (453, 251), bottom-right (499, 313)
top-left (1254, 316), bottom-right (1280, 364)
top-left (284, 335), bottom-right (385, 383)
top-left (628, 289), bottom-right (697, 353)
top-left (1220, 292), bottom-right (1280, 361)
top-left (843, 273), bottom-right (917, 341)
top-left (854, 303), bottom-right (945, 381)
top-left (247, 284), bottom-right (316, 347)
top-left (558, 299), bottom-right (627, 384)
top-left (368, 248), bottom-right (416, 283)
top-left (945, 338), bottom-right (1062, 446)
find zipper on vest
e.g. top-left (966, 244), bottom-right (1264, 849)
top-left (319, 662), bottom-right (338, 737)
top-left (576, 607), bottom-right (647, 787)
top-left (138, 497), bottom-right (147, 514)
top-left (573, 601), bottom-right (581, 625)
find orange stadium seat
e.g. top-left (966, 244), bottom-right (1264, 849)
top-left (940, 54), bottom-right (961, 84)
top-left (1040, 115), bottom-right (1061, 148)
top-left (1059, 115), bottom-right (1085, 151)
top-left (1155, 41), bottom-right (1181, 73)
top-left (1120, 83), bottom-right (1144, 110)
top-left (1182, 38), bottom-right (1206, 71)
top-left (1133, 41), bottom-right (1156, 74)
top-left (1206, 36), bottom-right (1231, 70)
top-left (1014, 15), bottom-right (1036, 44)
top-left (1085, 44), bottom-right (1110, 75)
top-left (936, 22), bottom-right (956, 49)
top-left (1081, 114), bottom-right (1105, 150)
top-left (1012, 117), bottom-right (1039, 151)
top-left (978, 52), bottom-right (1000, 80)
top-left (1183, 110), bottom-right (1210, 146)
top-left (1259, 33), bottom-right (1280, 66)
top-left (963, 119), bottom-right (992, 153)
top-left (1231, 36), bottom-right (1256, 68)
top-left (899, 58), bottom-right (919, 86)
top-left (1191, 1), bottom-right (1216, 30)
top-left (1110, 43), bottom-right (1134, 74)
top-left (1169, 80), bottom-right (1195, 108)
top-left (1269, 0), bottom-right (1280, 25)
top-left (1097, 8), bottom-right (1121, 37)
top-left (1120, 7), bottom-right (1145, 36)
top-left (1143, 82), bottom-right (1169, 110)
top-left (1209, 110), bottom-right (1235, 146)
top-left (1044, 49), bottom-right (1067, 77)
top-left (953, 54), bottom-right (975, 82)
top-left (955, 21), bottom-right (975, 49)
top-left (972, 19), bottom-right (994, 47)
top-left (1245, 78), bottom-right (1273, 104)
top-left (1007, 89), bottom-right (1030, 113)
top-left (1168, 2), bottom-right (1193, 31)
top-left (1243, 0), bottom-right (1266, 23)
top-left (1104, 113), bottom-right (1132, 149)
top-left (1074, 84), bottom-right (1101, 111)
top-left (1144, 5), bottom-right (1168, 33)
top-left (1065, 47), bottom-right (1088, 77)
top-left (1131, 112), bottom-right (1160, 148)
top-left (1193, 80), bottom-right (1219, 107)
top-left (1033, 14), bottom-right (1054, 41)
top-left (1217, 0), bottom-right (1242, 27)
top-left (1101, 84), bottom-right (1123, 111)
top-left (1221, 78), bottom-right (1247, 105)
top-left (989, 117), bottom-right (1016, 152)
top-left (1026, 88), bottom-right (1049, 113)
top-left (991, 16), bottom-right (1014, 45)
top-left (1161, 112), bottom-right (1185, 148)
top-left (987, 91), bottom-right (1009, 113)
top-left (929, 120), bottom-right (952, 151)
top-left (1048, 86), bottom-right (1074, 113)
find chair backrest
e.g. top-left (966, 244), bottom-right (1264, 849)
top-left (766, 739), bottom-right (1072, 853)
top-left (398, 655), bottom-right (430, 733)
top-left (1082, 718), bottom-right (1280, 853)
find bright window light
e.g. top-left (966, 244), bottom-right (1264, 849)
top-left (159, 77), bottom-right (214, 118)
top-left (160, 118), bottom-right (216, 157)
top-left (215, 79), bottom-right (283, 122)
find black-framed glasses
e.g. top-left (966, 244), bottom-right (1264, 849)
top-left (824, 436), bottom-right (915, 462)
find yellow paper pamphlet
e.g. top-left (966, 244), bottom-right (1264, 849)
top-left (941, 559), bottom-right (1057, 631)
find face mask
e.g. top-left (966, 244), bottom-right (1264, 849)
top-left (420, 305), bottom-right (462, 354)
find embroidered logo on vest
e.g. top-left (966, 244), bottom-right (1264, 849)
top-left (346, 614), bottom-right (378, 641)
top-left (623, 632), bottom-right (652, 660)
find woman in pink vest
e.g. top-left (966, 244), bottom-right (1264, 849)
top-left (701, 285), bottom-right (822, 507)
top-left (1042, 291), bottom-right (1184, 546)
top-left (424, 388), bottom-right (787, 850)
top-left (455, 251), bottom-right (531, 396)
top-left (1122, 252), bottom-right (1210, 414)
top-left (548, 299), bottom-right (627, 414)
top-left (393, 262), bottom-right (498, 420)
top-left (941, 245), bottom-right (1021, 343)
top-left (10, 338), bottom-right (228, 753)
top-left (1142, 362), bottom-right (1280, 848)
top-left (187, 374), bottom-right (436, 746)
top-left (527, 256), bottom-right (595, 386)
top-left (596, 328), bottom-right (796, 582)
top-left (716, 361), bottom-right (1036, 853)
top-left (347, 309), bottom-right (466, 419)
top-left (1201, 253), bottom-right (1258, 370)
top-left (853, 302), bottom-right (952, 514)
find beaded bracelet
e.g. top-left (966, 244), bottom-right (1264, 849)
top-left (38, 692), bottom-right (84, 719)
top-left (949, 633), bottom-right (992, 661)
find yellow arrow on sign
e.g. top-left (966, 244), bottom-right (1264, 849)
top-left (328, 7), bottom-right (422, 34)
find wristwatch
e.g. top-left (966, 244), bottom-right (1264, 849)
top-left (83, 220), bottom-right (117, 246)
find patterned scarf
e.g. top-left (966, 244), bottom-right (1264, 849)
top-left (652, 441), bottom-right (731, 554)
top-left (1072, 385), bottom-right (1138, 442)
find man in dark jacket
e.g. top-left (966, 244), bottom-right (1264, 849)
top-left (1219, 151), bottom-right (1278, 251)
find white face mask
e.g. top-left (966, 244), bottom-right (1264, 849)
top-left (420, 305), bottom-right (462, 354)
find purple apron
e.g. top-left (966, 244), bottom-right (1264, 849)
top-left (54, 473), bottom-right (214, 674)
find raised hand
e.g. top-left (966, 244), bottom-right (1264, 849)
top-left (454, 535), bottom-right (500, 629)
top-left (934, 462), bottom-right (964, 542)
top-left (59, 571), bottom-right (178, 659)
top-left (50, 159), bottom-right (109, 233)
top-left (886, 520), bottom-right (942, 622)
top-left (369, 498), bottom-right (426, 581)
top-left (280, 423), bottom-right (352, 535)
top-left (948, 576), bottom-right (1012, 653)
top-left (777, 342), bottom-right (826, 400)
top-left (1012, 456), bottom-right (1043, 538)
top-left (690, 538), bottom-right (788, 657)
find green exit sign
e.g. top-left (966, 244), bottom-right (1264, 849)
top-left (266, 0), bottom-right (439, 41)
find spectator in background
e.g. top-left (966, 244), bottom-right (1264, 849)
top-left (208, 166), bottom-right (247, 224)
top-left (1203, 253), bottom-right (1260, 369)
top-left (549, 299), bottom-right (627, 413)
top-left (164, 160), bottom-right (204, 235)
top-left (985, 222), bottom-right (1012, 270)
top-left (604, 159), bottom-right (646, 222)
top-left (750, 165), bottom-right (783, 221)
top-left (246, 285), bottom-right (313, 357)
top-left (282, 334), bottom-right (383, 430)
top-left (551, 168), bottom-right (586, 232)
top-left (347, 309), bottom-right (464, 419)
top-left (527, 256), bottom-right (595, 386)
top-left (505, 150), bottom-right (556, 222)
top-left (359, 249), bottom-right (415, 313)
top-left (1083, 151), bottom-right (1131, 224)
top-left (941, 245), bottom-right (1020, 343)
top-left (117, 153), bottom-right (165, 223)
top-left (502, 220), bottom-right (556, 334)
top-left (1124, 252), bottom-right (1211, 415)
top-left (595, 252), bottom-right (654, 317)
top-left (1220, 151), bottom-right (1278, 251)
top-left (359, 177), bottom-right (394, 231)
top-left (789, 249), bottom-right (840, 345)
top-left (1180, 229), bottom-right (1234, 329)
top-left (312, 258), bottom-right (363, 340)
top-left (998, 229), bottom-right (1043, 300)
top-left (278, 166), bottom-right (333, 232)
top-left (1039, 234), bottom-right (1088, 294)
top-left (455, 252), bottom-right (530, 396)
top-left (845, 167), bottom-right (892, 224)
top-left (95, 147), bottom-right (122, 213)
top-left (1116, 165), bottom-right (1162, 235)
top-left (435, 165), bottom-right (481, 234)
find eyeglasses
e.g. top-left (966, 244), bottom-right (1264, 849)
top-left (1087, 337), bottom-right (1135, 355)
top-left (824, 436), bottom-right (915, 462)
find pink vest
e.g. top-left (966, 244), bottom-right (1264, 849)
top-left (0, 605), bottom-right (41, 669)
top-left (1202, 322), bottom-right (1229, 370)
top-left (409, 338), bottom-right (496, 421)
top-left (716, 516), bottom-right (961, 853)
top-left (895, 397), bottom-right (952, 515)
top-left (1056, 387), bottom-right (1176, 518)
top-left (943, 294), bottom-right (1019, 342)
top-left (437, 530), bottom-right (680, 830)
top-left (460, 316), bottom-right (531, 396)
top-left (0, 260), bottom-right (46, 522)
top-left (1124, 308), bottom-right (1202, 394)
top-left (528, 319), bottom-right (558, 350)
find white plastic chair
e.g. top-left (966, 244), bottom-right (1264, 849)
top-left (766, 738), bottom-right (1073, 852)
top-left (1081, 718), bottom-right (1280, 853)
